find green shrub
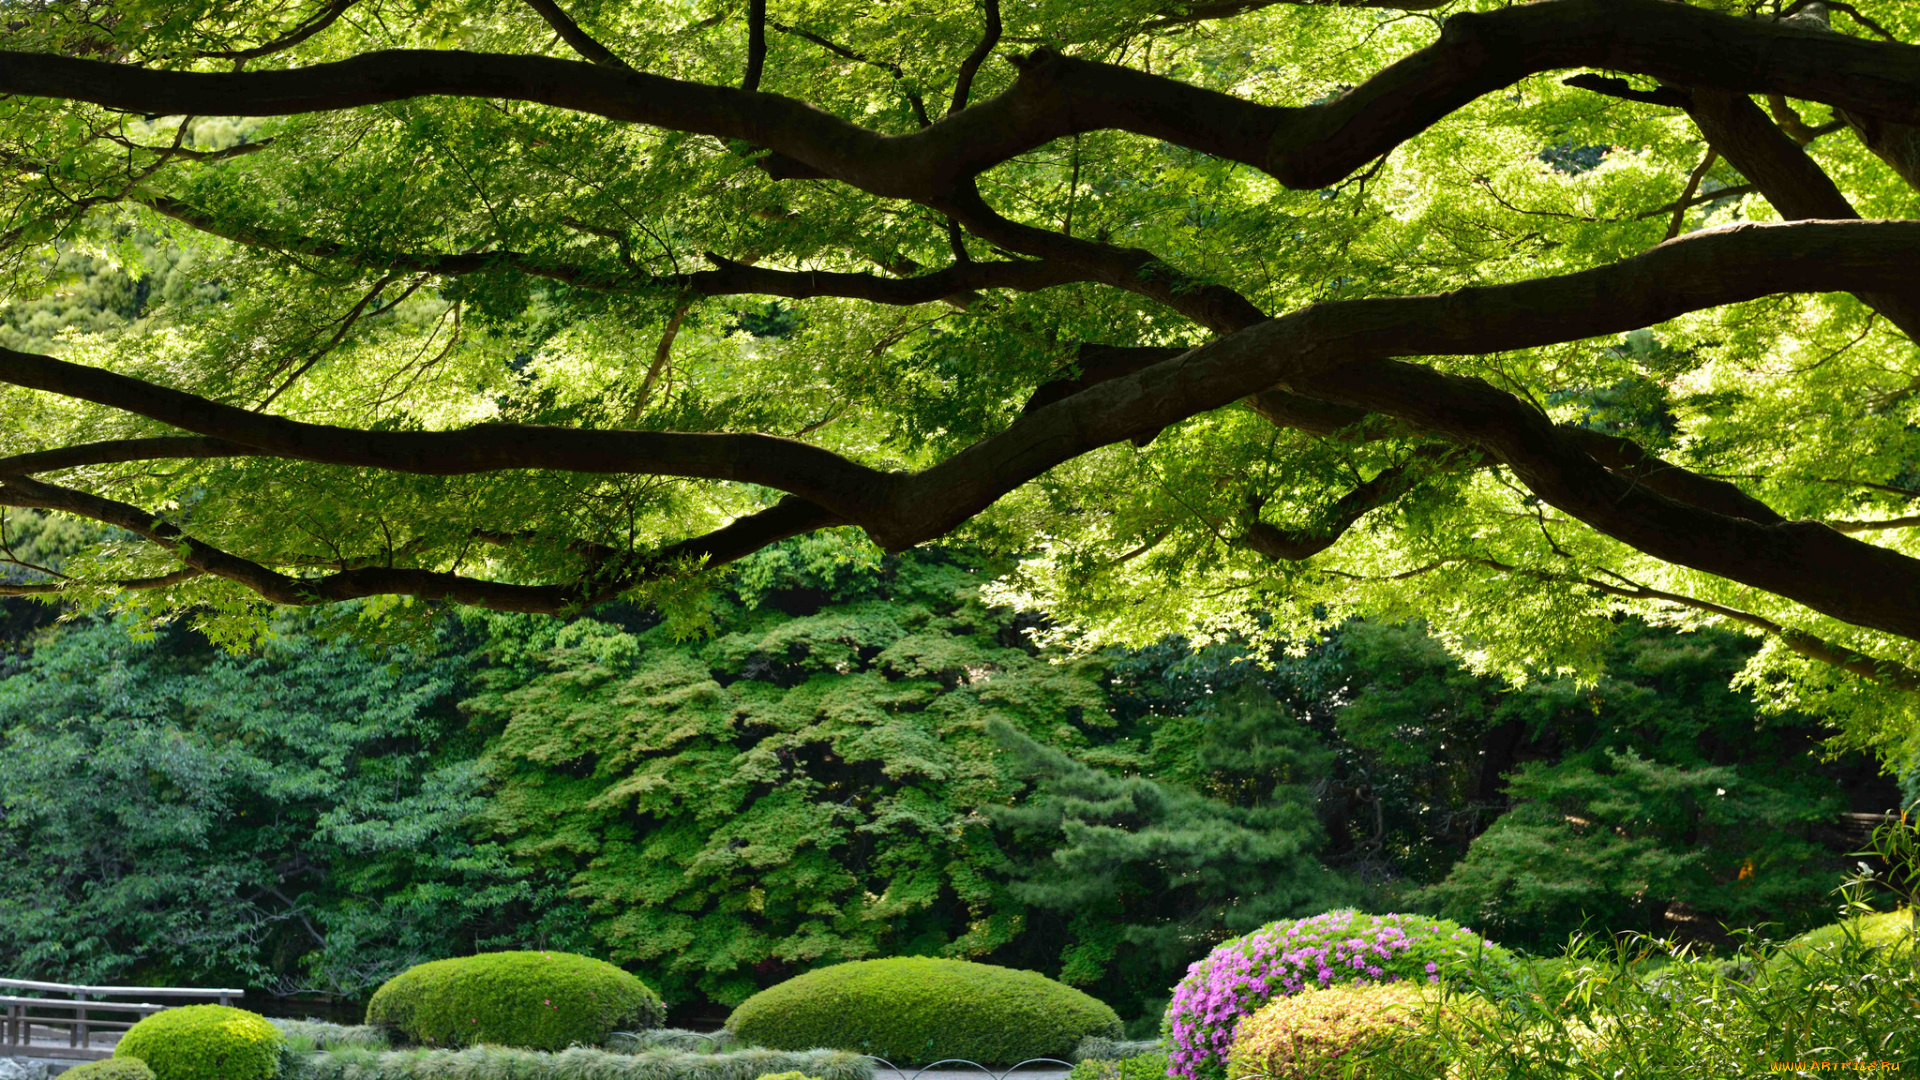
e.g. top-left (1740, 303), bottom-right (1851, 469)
top-left (1226, 984), bottom-right (1479, 1080)
top-left (114, 1004), bottom-right (284, 1080)
top-left (365, 951), bottom-right (664, 1051)
top-left (726, 957), bottom-right (1122, 1064)
top-left (292, 1045), bottom-right (871, 1080)
top-left (60, 1061), bottom-right (157, 1080)
top-left (1355, 932), bottom-right (1919, 1079)
top-left (1166, 911), bottom-right (1519, 1080)
top-left (1069, 1052), bottom-right (1170, 1080)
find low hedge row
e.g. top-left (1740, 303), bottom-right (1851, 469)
top-left (727, 957), bottom-right (1122, 1064)
top-left (272, 1020), bottom-right (392, 1052)
top-left (284, 1046), bottom-right (871, 1080)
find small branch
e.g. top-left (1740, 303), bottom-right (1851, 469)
top-left (772, 21), bottom-right (929, 127)
top-left (523, 0), bottom-right (634, 70)
top-left (1666, 148), bottom-right (1718, 241)
top-left (1631, 182), bottom-right (1757, 221)
top-left (1563, 73), bottom-right (1692, 109)
top-left (200, 0), bottom-right (362, 62)
top-left (1829, 514), bottom-right (1920, 534)
top-left (948, 0), bottom-right (1001, 117)
top-left (1766, 94), bottom-right (1846, 145)
top-left (1139, 0), bottom-right (1448, 32)
top-left (1242, 463), bottom-right (1421, 561)
top-left (1482, 556), bottom-right (1920, 692)
top-left (1782, 0), bottom-right (1899, 42)
top-left (0, 568), bottom-right (205, 596)
top-left (629, 299), bottom-right (690, 421)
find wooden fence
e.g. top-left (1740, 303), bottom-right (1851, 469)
top-left (0, 978), bottom-right (243, 1062)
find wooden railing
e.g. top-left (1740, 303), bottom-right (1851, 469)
top-left (0, 979), bottom-right (243, 1061)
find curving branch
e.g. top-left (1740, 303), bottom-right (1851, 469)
top-left (1481, 558), bottom-right (1920, 693)
top-left (6, 1), bottom-right (1920, 201)
top-left (0, 472), bottom-right (840, 613)
top-left (0, 436), bottom-right (265, 476)
top-left (200, 0), bottom-right (364, 63)
top-left (772, 21), bottom-right (930, 127)
top-left (1682, 88), bottom-right (1920, 340)
top-left (523, 0), bottom-right (635, 71)
top-left (948, 0), bottom-right (1001, 117)
top-left (1143, 0), bottom-right (1450, 32)
top-left (743, 0), bottom-right (767, 92)
top-left (10, 221), bottom-right (1920, 636)
top-left (0, 568), bottom-right (206, 596)
top-left (1240, 461), bottom-right (1428, 562)
top-left (137, 194), bottom-right (1093, 307)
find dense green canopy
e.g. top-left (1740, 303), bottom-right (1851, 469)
top-left (3, 0), bottom-right (1920, 756)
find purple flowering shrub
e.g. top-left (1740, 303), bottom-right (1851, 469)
top-left (1162, 911), bottom-right (1517, 1080)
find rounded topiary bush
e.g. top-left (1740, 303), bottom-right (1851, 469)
top-left (114, 1004), bottom-right (283, 1080)
top-left (726, 957), bottom-right (1122, 1064)
top-left (1224, 983), bottom-right (1480, 1080)
top-left (365, 950), bottom-right (663, 1051)
top-left (62, 1060), bottom-right (158, 1080)
top-left (1165, 911), bottom-right (1518, 1080)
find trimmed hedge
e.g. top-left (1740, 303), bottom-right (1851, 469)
top-left (726, 957), bottom-right (1122, 1064)
top-left (1073, 1037), bottom-right (1163, 1062)
top-left (366, 951), bottom-right (664, 1051)
top-left (289, 1045), bottom-right (871, 1080)
top-left (114, 1004), bottom-right (284, 1080)
top-left (1165, 911), bottom-right (1518, 1080)
top-left (606, 1029), bottom-right (737, 1054)
top-left (59, 1061), bottom-right (157, 1080)
top-left (1225, 984), bottom-right (1478, 1080)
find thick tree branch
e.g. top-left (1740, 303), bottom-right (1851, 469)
top-left (1684, 88), bottom-right (1920, 341)
top-left (12, 221), bottom-right (1920, 634)
top-left (8, 1), bottom-right (1920, 199)
top-left (0, 473), bottom-right (840, 613)
top-left (1288, 354), bottom-right (1920, 642)
top-left (940, 185), bottom-right (1268, 334)
top-left (0, 345), bottom-right (904, 524)
top-left (0, 436), bottom-right (265, 476)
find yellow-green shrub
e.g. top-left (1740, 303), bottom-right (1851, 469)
top-left (366, 951), bottom-right (664, 1051)
top-left (62, 1059), bottom-right (157, 1080)
top-left (1225, 984), bottom-right (1477, 1080)
top-left (726, 957), bottom-right (1122, 1064)
top-left (113, 1005), bottom-right (283, 1080)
